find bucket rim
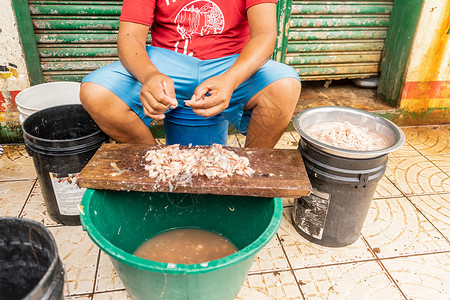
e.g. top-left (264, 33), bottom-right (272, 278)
top-left (164, 118), bottom-right (229, 127)
top-left (293, 106), bottom-right (405, 159)
top-left (22, 104), bottom-right (105, 145)
top-left (0, 217), bottom-right (62, 300)
top-left (24, 129), bottom-right (107, 146)
top-left (165, 106), bottom-right (228, 126)
top-left (17, 105), bottom-right (36, 116)
top-left (15, 81), bottom-right (80, 111)
top-left (24, 134), bottom-right (109, 156)
top-left (80, 189), bottom-right (283, 275)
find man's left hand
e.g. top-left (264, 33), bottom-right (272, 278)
top-left (184, 75), bottom-right (235, 118)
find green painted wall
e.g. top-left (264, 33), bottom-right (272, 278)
top-left (378, 0), bottom-right (424, 106)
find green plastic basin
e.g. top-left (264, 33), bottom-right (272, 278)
top-left (80, 189), bottom-right (282, 300)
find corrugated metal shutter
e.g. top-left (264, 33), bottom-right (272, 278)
top-left (26, 0), bottom-right (393, 82)
top-left (28, 0), bottom-right (149, 82)
top-left (284, 0), bottom-right (394, 80)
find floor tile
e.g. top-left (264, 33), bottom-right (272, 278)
top-left (48, 226), bottom-right (100, 295)
top-left (69, 295), bottom-right (93, 300)
top-left (384, 156), bottom-right (450, 195)
top-left (278, 208), bottom-right (375, 269)
top-left (95, 251), bottom-right (125, 292)
top-left (0, 145), bottom-right (36, 181)
top-left (226, 134), bottom-right (240, 147)
top-left (240, 131), bottom-right (299, 148)
top-left (362, 197), bottom-right (450, 258)
top-left (409, 194), bottom-right (450, 240)
top-left (282, 198), bottom-right (295, 207)
top-left (373, 176), bottom-right (403, 199)
top-left (402, 125), bottom-right (450, 155)
top-left (93, 290), bottom-right (130, 300)
top-left (427, 154), bottom-right (450, 174)
top-left (290, 131), bottom-right (300, 143)
top-left (19, 181), bottom-right (60, 226)
top-left (382, 253), bottom-right (450, 300)
top-left (274, 132), bottom-right (298, 149)
top-left (236, 134), bottom-right (246, 147)
top-left (249, 235), bottom-right (289, 274)
top-left (236, 271), bottom-right (302, 300)
top-left (0, 180), bottom-right (34, 217)
top-left (388, 141), bottom-right (422, 158)
top-left (294, 261), bottom-right (404, 299)
top-left (155, 138), bottom-right (166, 145)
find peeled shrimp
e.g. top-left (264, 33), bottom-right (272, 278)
top-left (144, 144), bottom-right (255, 190)
top-left (304, 121), bottom-right (390, 151)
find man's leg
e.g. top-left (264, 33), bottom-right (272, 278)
top-left (244, 77), bottom-right (301, 148)
top-left (80, 82), bottom-right (157, 144)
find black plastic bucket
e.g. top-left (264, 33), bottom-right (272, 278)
top-left (292, 140), bottom-right (388, 247)
top-left (22, 104), bottom-right (109, 225)
top-left (0, 217), bottom-right (64, 300)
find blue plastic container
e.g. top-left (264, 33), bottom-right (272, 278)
top-left (164, 107), bottom-right (229, 146)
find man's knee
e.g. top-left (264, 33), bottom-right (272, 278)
top-left (80, 82), bottom-right (102, 108)
top-left (80, 82), bottom-right (126, 117)
top-left (246, 77), bottom-right (301, 111)
top-left (79, 82), bottom-right (122, 124)
top-left (272, 77), bottom-right (301, 98)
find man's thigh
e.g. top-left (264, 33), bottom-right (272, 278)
top-left (221, 60), bottom-right (300, 134)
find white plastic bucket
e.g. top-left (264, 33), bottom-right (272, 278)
top-left (16, 82), bottom-right (81, 124)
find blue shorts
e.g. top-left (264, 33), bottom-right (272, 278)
top-left (82, 46), bottom-right (300, 134)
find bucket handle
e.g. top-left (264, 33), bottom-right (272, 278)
top-left (359, 173), bottom-right (369, 185)
top-left (305, 161), bottom-right (386, 186)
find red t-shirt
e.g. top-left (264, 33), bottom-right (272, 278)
top-left (120, 0), bottom-right (277, 60)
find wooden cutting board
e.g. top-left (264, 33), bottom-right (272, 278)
top-left (77, 143), bottom-right (311, 198)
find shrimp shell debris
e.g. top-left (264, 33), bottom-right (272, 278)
top-left (144, 144), bottom-right (255, 191)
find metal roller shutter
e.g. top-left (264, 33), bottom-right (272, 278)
top-left (28, 1), bottom-right (122, 82)
top-left (27, 0), bottom-right (149, 82)
top-left (17, 0), bottom-right (393, 83)
top-left (281, 0), bottom-right (394, 81)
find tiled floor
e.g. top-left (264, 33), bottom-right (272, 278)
top-left (1, 125), bottom-right (449, 300)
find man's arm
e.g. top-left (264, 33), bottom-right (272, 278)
top-left (220, 2), bottom-right (277, 91)
top-left (117, 21), bottom-right (177, 120)
top-left (185, 3), bottom-right (277, 117)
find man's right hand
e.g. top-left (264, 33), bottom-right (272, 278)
top-left (140, 72), bottom-right (178, 120)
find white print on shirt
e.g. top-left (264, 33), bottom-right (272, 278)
top-left (174, 0), bottom-right (225, 56)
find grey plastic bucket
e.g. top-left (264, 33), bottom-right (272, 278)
top-left (292, 106), bottom-right (405, 247)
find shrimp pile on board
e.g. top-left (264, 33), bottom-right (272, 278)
top-left (304, 121), bottom-right (390, 151)
top-left (143, 144), bottom-right (255, 191)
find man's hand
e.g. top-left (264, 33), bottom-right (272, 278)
top-left (184, 74), bottom-right (235, 117)
top-left (118, 21), bottom-right (177, 120)
top-left (140, 73), bottom-right (177, 120)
